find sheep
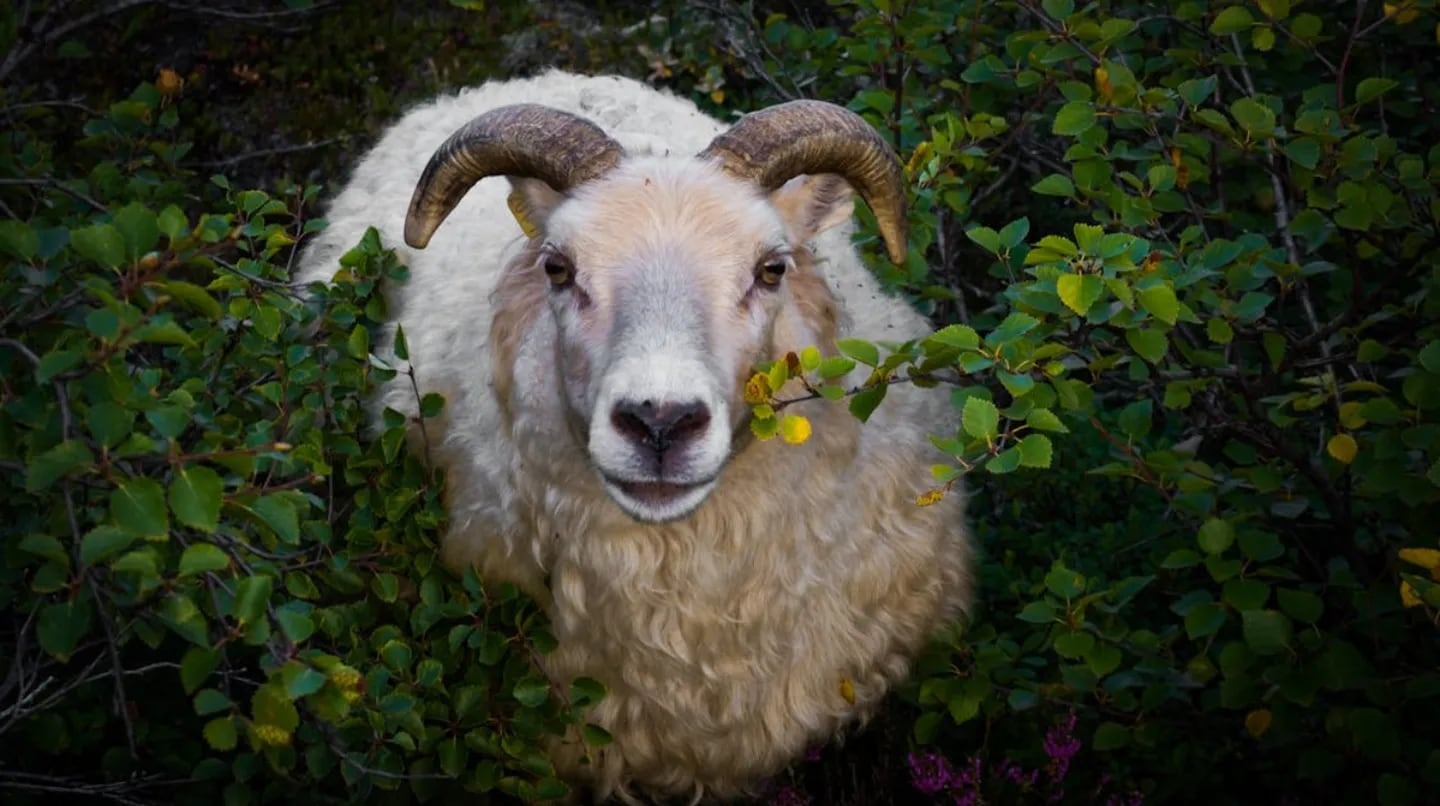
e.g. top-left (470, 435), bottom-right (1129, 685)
top-left (296, 69), bottom-right (974, 802)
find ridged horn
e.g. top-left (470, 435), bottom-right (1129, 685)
top-left (698, 99), bottom-right (908, 265)
top-left (404, 104), bottom-right (625, 249)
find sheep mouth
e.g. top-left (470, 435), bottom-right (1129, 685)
top-left (601, 475), bottom-right (716, 522)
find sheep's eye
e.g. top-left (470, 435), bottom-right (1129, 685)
top-left (756, 254), bottom-right (791, 287)
top-left (542, 253), bottom-right (573, 288)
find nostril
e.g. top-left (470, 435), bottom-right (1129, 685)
top-left (611, 402), bottom-right (654, 445)
top-left (610, 399), bottom-right (711, 451)
top-left (667, 401), bottom-right (711, 442)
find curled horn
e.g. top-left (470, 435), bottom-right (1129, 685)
top-left (404, 104), bottom-right (625, 249)
top-left (698, 99), bottom-right (908, 265)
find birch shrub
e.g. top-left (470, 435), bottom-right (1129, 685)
top-left (724, 0), bottom-right (1440, 802)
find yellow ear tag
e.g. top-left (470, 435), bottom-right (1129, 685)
top-left (507, 190), bottom-right (541, 239)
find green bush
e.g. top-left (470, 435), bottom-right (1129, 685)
top-left (725, 0), bottom-right (1440, 802)
top-left (3, 1), bottom-right (1440, 804)
top-left (0, 78), bottom-right (603, 804)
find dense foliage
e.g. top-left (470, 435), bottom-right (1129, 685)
top-left (2, 1), bottom-right (1438, 804)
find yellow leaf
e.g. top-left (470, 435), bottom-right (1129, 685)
top-left (1399, 548), bottom-right (1440, 571)
top-left (743, 373), bottom-right (772, 405)
top-left (916, 488), bottom-right (946, 507)
top-left (779, 414), bottom-right (812, 445)
top-left (1094, 66), bottom-right (1112, 101)
top-left (839, 677), bottom-right (856, 705)
top-left (1385, 2), bottom-right (1419, 24)
top-left (710, 89), bottom-right (725, 104)
top-left (253, 723), bottom-right (292, 747)
top-left (1245, 709), bottom-right (1272, 738)
top-left (1400, 580), bottom-right (1423, 608)
top-left (1338, 401), bottom-right (1367, 430)
top-left (1326, 433), bottom-right (1358, 464)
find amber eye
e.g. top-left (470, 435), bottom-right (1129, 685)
top-left (756, 254), bottom-right (791, 287)
top-left (542, 252), bottom-right (573, 288)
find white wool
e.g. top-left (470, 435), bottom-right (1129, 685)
top-left (296, 69), bottom-right (973, 802)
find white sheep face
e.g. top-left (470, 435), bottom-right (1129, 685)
top-left (510, 157), bottom-right (853, 522)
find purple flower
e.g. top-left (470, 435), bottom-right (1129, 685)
top-left (908, 751), bottom-right (958, 795)
top-left (1043, 712), bottom-right (1083, 784)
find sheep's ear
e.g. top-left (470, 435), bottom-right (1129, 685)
top-left (506, 177), bottom-right (567, 239)
top-left (769, 174), bottom-right (856, 243)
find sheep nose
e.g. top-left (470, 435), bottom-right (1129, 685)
top-left (611, 399), bottom-right (711, 453)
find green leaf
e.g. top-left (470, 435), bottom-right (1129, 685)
top-left (251, 683), bottom-right (299, 730)
top-left (837, 338), bottom-right (879, 367)
top-left (1354, 78), bottom-right (1399, 106)
top-left (1230, 98), bottom-right (1277, 137)
top-left (1125, 328), bottom-right (1169, 364)
top-left (169, 465), bottom-right (224, 533)
top-left (1283, 137), bottom-right (1321, 169)
top-left (848, 384), bottom-right (888, 422)
top-left (1277, 589), bottom-right (1323, 623)
top-left (35, 349), bottom-right (82, 384)
top-left (193, 688), bottom-right (232, 716)
top-left (1018, 600), bottom-right (1057, 623)
top-left (1086, 644), bottom-right (1123, 677)
top-left (1054, 630), bottom-right (1094, 659)
top-left (132, 320), bottom-right (195, 348)
top-left (1222, 578), bottom-right (1270, 611)
top-left (80, 525), bottom-right (135, 566)
top-left (111, 478), bottom-right (169, 538)
top-left (113, 202), bottom-right (159, 259)
top-left (1242, 610), bottom-right (1292, 655)
top-left (1207, 318), bottom-right (1235, 344)
top-left (962, 397), bottom-right (1000, 440)
top-left (203, 717), bottom-right (237, 751)
top-left (26, 440), bottom-right (94, 492)
top-left (1239, 531), bottom-right (1285, 562)
top-left (1092, 722), bottom-right (1131, 750)
top-left (1118, 399), bottom-right (1153, 440)
top-left (157, 205), bottom-right (188, 239)
top-left (582, 724), bottom-right (614, 746)
top-left (180, 647), bottom-right (220, 694)
top-left (178, 543), bottom-right (230, 576)
top-left (987, 312), bottom-right (1040, 345)
top-left (233, 575), bottom-right (273, 625)
top-left (1178, 76), bottom-right (1218, 106)
top-left (71, 223), bottom-right (126, 267)
top-left (1045, 566), bottom-right (1086, 598)
top-left (86, 401), bottom-right (134, 448)
top-left (965, 226), bottom-right (1000, 254)
top-left (1052, 101), bottom-right (1097, 136)
top-left (1057, 274), bottom-right (1103, 316)
top-left (38, 599), bottom-right (94, 661)
top-left (1210, 6), bottom-right (1255, 35)
top-left (927, 324), bottom-right (980, 351)
top-left (1198, 518), bottom-right (1235, 554)
top-left (0, 220), bottom-right (40, 260)
top-left (1185, 602), bottom-right (1227, 638)
top-left (1041, 0), bottom-right (1074, 19)
top-left (512, 675), bottom-right (550, 707)
top-left (570, 677), bottom-right (607, 708)
top-left (1137, 284), bottom-right (1179, 325)
top-left (161, 593), bottom-right (209, 646)
top-left (252, 495), bottom-right (300, 544)
top-left (1026, 408), bottom-right (1070, 433)
top-left (998, 217), bottom-right (1030, 249)
top-left (1017, 434), bottom-right (1052, 468)
top-left (274, 608), bottom-right (315, 643)
top-left (157, 281), bottom-right (222, 319)
top-left (1032, 173), bottom-right (1076, 197)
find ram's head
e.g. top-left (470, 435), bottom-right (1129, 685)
top-left (403, 100), bottom-right (907, 523)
